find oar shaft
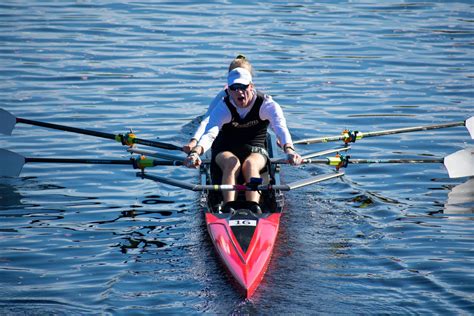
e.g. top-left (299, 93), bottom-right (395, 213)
top-left (347, 158), bottom-right (444, 164)
top-left (24, 157), bottom-right (133, 165)
top-left (274, 157), bottom-right (445, 165)
top-left (16, 117), bottom-right (182, 151)
top-left (133, 139), bottom-right (182, 151)
top-left (17, 117), bottom-right (115, 140)
top-left (300, 157), bottom-right (444, 164)
top-left (360, 121), bottom-right (465, 139)
top-left (295, 119), bottom-right (467, 144)
top-left (24, 157), bottom-right (183, 167)
top-left (294, 135), bottom-right (346, 144)
top-left (301, 146), bottom-right (351, 159)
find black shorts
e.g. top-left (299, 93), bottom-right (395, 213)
top-left (210, 145), bottom-right (269, 184)
top-left (212, 144), bottom-right (269, 164)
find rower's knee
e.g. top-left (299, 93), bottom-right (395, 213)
top-left (242, 155), bottom-right (265, 177)
top-left (221, 156), bottom-right (241, 174)
top-left (242, 159), bottom-right (256, 171)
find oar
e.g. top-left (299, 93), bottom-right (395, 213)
top-left (0, 149), bottom-right (183, 177)
top-left (127, 147), bottom-right (188, 161)
top-left (138, 171), bottom-right (344, 191)
top-left (275, 148), bottom-right (474, 179)
top-left (0, 108), bottom-right (182, 151)
top-left (301, 146), bottom-right (351, 159)
top-left (294, 116), bottom-right (474, 145)
top-left (280, 172), bottom-right (345, 190)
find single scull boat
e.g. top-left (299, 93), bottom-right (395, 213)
top-left (201, 134), bottom-right (284, 298)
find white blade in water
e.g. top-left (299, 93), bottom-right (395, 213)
top-left (444, 148), bottom-right (474, 178)
top-left (466, 117), bottom-right (474, 139)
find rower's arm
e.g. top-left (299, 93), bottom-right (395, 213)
top-left (283, 144), bottom-right (296, 154)
top-left (196, 102), bottom-right (231, 154)
top-left (191, 89), bottom-right (228, 141)
top-left (260, 96), bottom-right (293, 149)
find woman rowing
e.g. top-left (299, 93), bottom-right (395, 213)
top-left (182, 55), bottom-right (253, 154)
top-left (184, 64), bottom-right (302, 208)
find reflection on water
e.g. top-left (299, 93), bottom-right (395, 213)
top-left (0, 0), bottom-right (473, 314)
top-left (0, 182), bottom-right (24, 209)
top-left (444, 178), bottom-right (474, 215)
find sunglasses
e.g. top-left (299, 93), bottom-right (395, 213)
top-left (229, 84), bottom-right (249, 91)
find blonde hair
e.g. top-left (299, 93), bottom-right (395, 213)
top-left (228, 54), bottom-right (253, 75)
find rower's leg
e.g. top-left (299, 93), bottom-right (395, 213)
top-left (215, 151), bottom-right (241, 203)
top-left (241, 153), bottom-right (267, 203)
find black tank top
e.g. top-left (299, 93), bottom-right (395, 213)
top-left (212, 91), bottom-right (269, 153)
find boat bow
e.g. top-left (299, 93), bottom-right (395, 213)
top-left (206, 210), bottom-right (281, 298)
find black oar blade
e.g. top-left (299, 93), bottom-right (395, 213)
top-left (0, 109), bottom-right (17, 136)
top-left (0, 149), bottom-right (25, 177)
top-left (444, 148), bottom-right (474, 178)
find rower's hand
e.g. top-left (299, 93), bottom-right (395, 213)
top-left (285, 146), bottom-right (302, 165)
top-left (182, 139), bottom-right (198, 154)
top-left (184, 152), bottom-right (201, 168)
top-left (287, 152), bottom-right (302, 165)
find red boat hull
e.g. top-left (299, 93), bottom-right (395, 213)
top-left (206, 212), bottom-right (281, 298)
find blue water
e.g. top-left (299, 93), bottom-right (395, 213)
top-left (1, 1), bottom-right (473, 314)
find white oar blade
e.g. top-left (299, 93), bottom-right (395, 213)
top-left (465, 117), bottom-right (474, 139)
top-left (444, 148), bottom-right (474, 178)
top-left (0, 108), bottom-right (17, 136)
top-left (0, 149), bottom-right (25, 177)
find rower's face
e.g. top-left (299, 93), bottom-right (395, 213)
top-left (229, 84), bottom-right (253, 107)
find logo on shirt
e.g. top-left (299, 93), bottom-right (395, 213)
top-left (231, 120), bottom-right (259, 128)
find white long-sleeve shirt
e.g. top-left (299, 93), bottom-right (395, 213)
top-left (191, 89), bottom-right (228, 141)
top-left (197, 90), bottom-right (293, 153)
